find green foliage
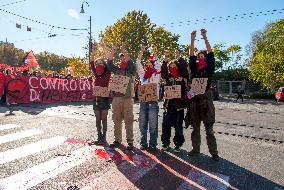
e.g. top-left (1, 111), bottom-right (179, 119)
top-left (212, 43), bottom-right (242, 71)
top-left (99, 10), bottom-right (180, 61)
top-left (67, 57), bottom-right (89, 77)
top-left (214, 68), bottom-right (249, 81)
top-left (0, 43), bottom-right (26, 66)
top-left (248, 19), bottom-right (284, 89)
top-left (36, 51), bottom-right (68, 72)
top-left (246, 91), bottom-right (275, 99)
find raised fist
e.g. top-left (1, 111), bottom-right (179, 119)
top-left (201, 29), bottom-right (207, 38)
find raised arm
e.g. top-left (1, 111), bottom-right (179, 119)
top-left (121, 42), bottom-right (131, 62)
top-left (106, 45), bottom-right (119, 72)
top-left (136, 45), bottom-right (146, 77)
top-left (151, 44), bottom-right (158, 60)
top-left (190, 30), bottom-right (196, 56)
top-left (137, 44), bottom-right (145, 61)
top-left (201, 29), bottom-right (212, 53)
top-left (90, 42), bottom-right (97, 75)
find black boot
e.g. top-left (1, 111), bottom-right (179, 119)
top-left (95, 133), bottom-right (103, 145)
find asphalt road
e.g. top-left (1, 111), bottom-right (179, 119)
top-left (0, 99), bottom-right (283, 190)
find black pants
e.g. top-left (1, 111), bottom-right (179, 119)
top-left (190, 92), bottom-right (218, 155)
top-left (161, 109), bottom-right (185, 147)
top-left (236, 94), bottom-right (243, 102)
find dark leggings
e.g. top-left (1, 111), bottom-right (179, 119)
top-left (94, 109), bottom-right (108, 135)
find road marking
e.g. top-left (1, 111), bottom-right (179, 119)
top-left (0, 124), bottom-right (21, 131)
top-left (0, 129), bottom-right (43, 144)
top-left (0, 136), bottom-right (66, 165)
top-left (80, 150), bottom-right (158, 190)
top-left (145, 152), bottom-right (238, 190)
top-left (0, 145), bottom-right (97, 190)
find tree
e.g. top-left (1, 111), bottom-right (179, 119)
top-left (0, 43), bottom-right (26, 66)
top-left (247, 19), bottom-right (284, 89)
top-left (36, 51), bottom-right (68, 72)
top-left (212, 43), bottom-right (242, 71)
top-left (99, 10), bottom-right (180, 61)
top-left (67, 57), bottom-right (89, 77)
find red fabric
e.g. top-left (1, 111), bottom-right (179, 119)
top-left (119, 60), bottom-right (127, 70)
top-left (4, 75), bottom-right (95, 104)
top-left (197, 58), bottom-right (207, 71)
top-left (24, 51), bottom-right (39, 70)
top-left (95, 70), bottom-right (111, 87)
top-left (170, 67), bottom-right (180, 78)
top-left (143, 67), bottom-right (155, 79)
top-left (95, 64), bottom-right (105, 76)
top-left (0, 72), bottom-right (5, 97)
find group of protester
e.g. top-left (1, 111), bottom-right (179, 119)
top-left (90, 29), bottom-right (219, 161)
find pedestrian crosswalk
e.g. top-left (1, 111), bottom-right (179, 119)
top-left (0, 123), bottom-right (249, 190)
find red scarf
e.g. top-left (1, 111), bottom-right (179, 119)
top-left (95, 64), bottom-right (105, 76)
top-left (120, 60), bottom-right (127, 70)
top-left (170, 67), bottom-right (180, 78)
top-left (197, 58), bottom-right (207, 71)
top-left (144, 67), bottom-right (155, 79)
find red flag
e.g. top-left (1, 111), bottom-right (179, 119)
top-left (0, 72), bottom-right (5, 97)
top-left (24, 51), bottom-right (39, 71)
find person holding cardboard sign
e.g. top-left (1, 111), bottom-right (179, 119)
top-left (161, 56), bottom-right (188, 153)
top-left (187, 29), bottom-right (219, 161)
top-left (106, 43), bottom-right (137, 150)
top-left (136, 44), bottom-right (161, 150)
top-left (90, 42), bottom-right (111, 145)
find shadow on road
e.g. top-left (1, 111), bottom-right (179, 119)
top-left (95, 144), bottom-right (284, 190)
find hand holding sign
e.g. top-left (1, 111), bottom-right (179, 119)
top-left (93, 86), bottom-right (110, 97)
top-left (164, 85), bottom-right (181, 99)
top-left (138, 83), bottom-right (158, 102)
top-left (191, 78), bottom-right (208, 94)
top-left (108, 75), bottom-right (130, 94)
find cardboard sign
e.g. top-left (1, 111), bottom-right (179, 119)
top-left (93, 86), bottom-right (110, 97)
top-left (108, 75), bottom-right (130, 94)
top-left (164, 85), bottom-right (181, 99)
top-left (138, 83), bottom-right (158, 102)
top-left (191, 78), bottom-right (208, 94)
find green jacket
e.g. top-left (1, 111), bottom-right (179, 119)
top-left (107, 59), bottom-right (137, 97)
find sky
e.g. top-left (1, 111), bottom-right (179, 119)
top-left (0, 0), bottom-right (283, 58)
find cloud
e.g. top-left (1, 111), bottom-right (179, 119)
top-left (68, 9), bottom-right (80, 20)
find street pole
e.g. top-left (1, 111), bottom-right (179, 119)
top-left (88, 16), bottom-right (92, 65)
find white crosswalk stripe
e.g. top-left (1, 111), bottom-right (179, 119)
top-left (0, 128), bottom-right (43, 144)
top-left (0, 136), bottom-right (66, 165)
top-left (0, 124), bottom-right (21, 131)
top-left (0, 146), bottom-right (97, 190)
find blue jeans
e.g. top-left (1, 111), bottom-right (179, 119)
top-left (139, 101), bottom-right (159, 147)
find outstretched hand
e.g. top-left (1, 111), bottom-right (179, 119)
top-left (201, 29), bottom-right (207, 38)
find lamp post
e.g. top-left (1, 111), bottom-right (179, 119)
top-left (80, 1), bottom-right (92, 64)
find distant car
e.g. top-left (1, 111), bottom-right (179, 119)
top-left (275, 87), bottom-right (284, 102)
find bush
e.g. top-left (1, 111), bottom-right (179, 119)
top-left (246, 91), bottom-right (275, 99)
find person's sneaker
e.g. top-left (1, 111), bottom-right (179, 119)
top-left (148, 145), bottom-right (157, 151)
top-left (161, 144), bottom-right (170, 151)
top-left (140, 145), bottom-right (148, 150)
top-left (211, 154), bottom-right (220, 161)
top-left (127, 143), bottom-right (134, 151)
top-left (94, 140), bottom-right (103, 146)
top-left (173, 146), bottom-right (181, 153)
top-left (188, 150), bottom-right (200, 157)
top-left (109, 141), bottom-right (121, 148)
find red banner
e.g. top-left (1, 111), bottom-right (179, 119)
top-left (4, 75), bottom-right (95, 104)
top-left (0, 72), bottom-right (5, 97)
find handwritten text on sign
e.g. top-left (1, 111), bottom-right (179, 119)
top-left (93, 86), bottom-right (110, 97)
top-left (138, 83), bottom-right (158, 102)
top-left (191, 78), bottom-right (208, 94)
top-left (108, 75), bottom-right (130, 94)
top-left (164, 85), bottom-right (181, 99)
